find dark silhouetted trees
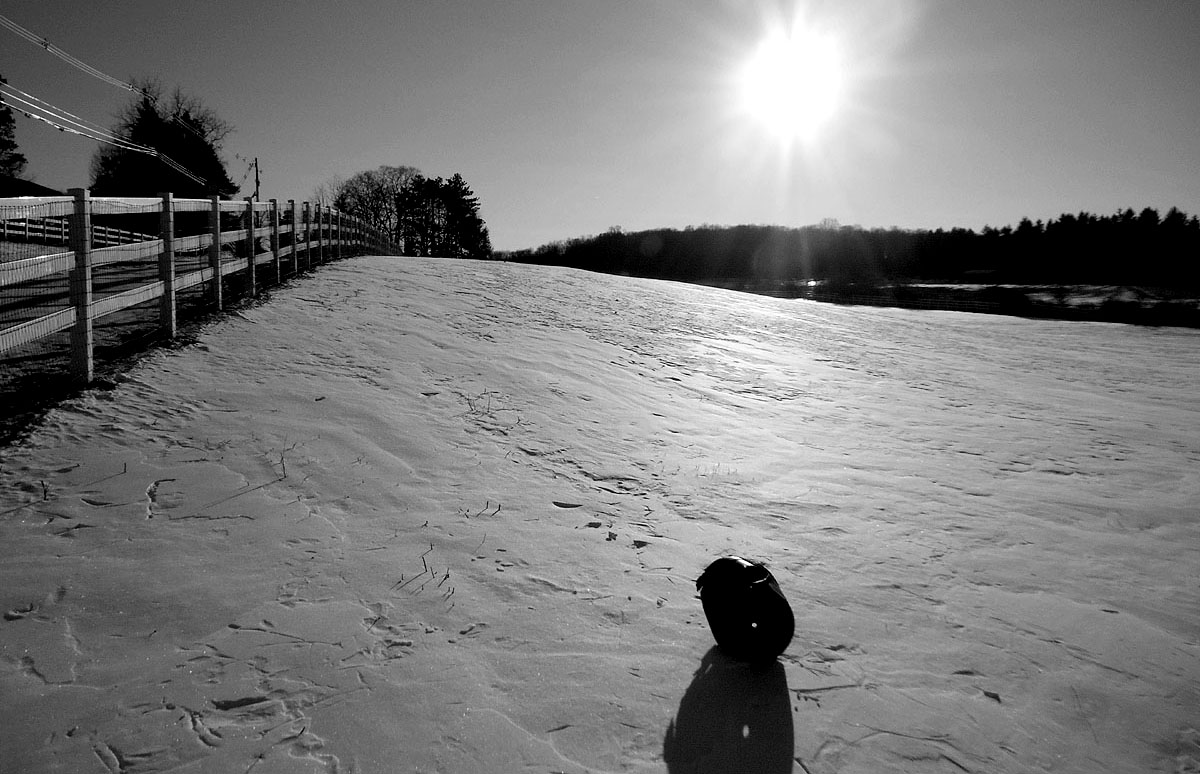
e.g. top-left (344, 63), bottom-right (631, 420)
top-left (396, 173), bottom-right (491, 259)
top-left (89, 80), bottom-right (237, 198)
top-left (326, 166), bottom-right (492, 259)
top-left (330, 165), bottom-right (419, 243)
top-left (504, 209), bottom-right (1200, 292)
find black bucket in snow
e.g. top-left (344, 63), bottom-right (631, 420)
top-left (697, 556), bottom-right (795, 664)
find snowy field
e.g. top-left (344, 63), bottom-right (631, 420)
top-left (1, 256), bottom-right (1197, 773)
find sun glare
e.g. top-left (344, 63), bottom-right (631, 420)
top-left (739, 26), bottom-right (845, 143)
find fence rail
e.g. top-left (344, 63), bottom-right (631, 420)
top-left (1, 189), bottom-right (399, 386)
top-left (0, 214), bottom-right (153, 248)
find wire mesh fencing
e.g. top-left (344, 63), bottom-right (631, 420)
top-left (0, 196), bottom-right (77, 409)
top-left (1, 191), bottom-right (399, 443)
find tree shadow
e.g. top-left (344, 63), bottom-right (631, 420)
top-left (662, 646), bottom-right (793, 774)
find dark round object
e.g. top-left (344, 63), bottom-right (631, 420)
top-left (697, 556), bottom-right (795, 664)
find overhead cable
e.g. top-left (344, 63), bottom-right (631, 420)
top-left (0, 82), bottom-right (208, 186)
top-left (1, 87), bottom-right (151, 154)
top-left (0, 12), bottom-right (212, 143)
top-left (0, 82), bottom-right (154, 153)
top-left (0, 13), bottom-right (140, 93)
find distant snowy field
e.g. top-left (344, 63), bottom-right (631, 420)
top-left (2, 256), bottom-right (1197, 773)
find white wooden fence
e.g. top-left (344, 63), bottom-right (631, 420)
top-left (0, 189), bottom-right (398, 383)
top-left (0, 215), bottom-right (152, 247)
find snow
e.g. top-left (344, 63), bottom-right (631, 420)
top-left (2, 256), bottom-right (1198, 773)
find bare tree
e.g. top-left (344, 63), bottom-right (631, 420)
top-left (332, 165), bottom-right (420, 240)
top-left (311, 175), bottom-right (344, 208)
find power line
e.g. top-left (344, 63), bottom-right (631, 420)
top-left (0, 82), bottom-right (154, 153)
top-left (0, 13), bottom-right (137, 93)
top-left (0, 13), bottom-right (231, 190)
top-left (1, 85), bottom-right (153, 155)
top-left (0, 81), bottom-right (208, 187)
top-left (0, 12), bottom-right (214, 144)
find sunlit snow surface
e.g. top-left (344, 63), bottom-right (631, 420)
top-left (2, 257), bottom-right (1197, 773)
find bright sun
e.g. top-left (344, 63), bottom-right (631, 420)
top-left (739, 26), bottom-right (845, 143)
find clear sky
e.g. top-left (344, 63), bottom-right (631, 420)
top-left (3, 1), bottom-right (1198, 250)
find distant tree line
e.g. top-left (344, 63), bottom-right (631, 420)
top-left (502, 208), bottom-right (1200, 290)
top-left (320, 165), bottom-right (491, 259)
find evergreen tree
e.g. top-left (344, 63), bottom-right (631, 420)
top-left (89, 80), bottom-right (237, 197)
top-left (442, 173), bottom-right (491, 259)
top-left (395, 173), bottom-right (425, 256)
top-left (396, 174), bottom-right (440, 256)
top-left (0, 75), bottom-right (29, 179)
top-left (394, 172), bottom-right (491, 259)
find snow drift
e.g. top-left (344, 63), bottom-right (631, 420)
top-left (2, 256), bottom-right (1197, 773)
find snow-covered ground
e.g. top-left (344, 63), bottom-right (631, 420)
top-left (2, 256), bottom-right (1197, 773)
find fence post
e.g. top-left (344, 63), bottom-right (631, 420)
top-left (209, 195), bottom-right (224, 311)
top-left (244, 197), bottom-right (256, 296)
top-left (270, 198), bottom-right (281, 285)
top-left (315, 203), bottom-right (324, 265)
top-left (336, 209), bottom-right (342, 260)
top-left (302, 202), bottom-right (311, 272)
top-left (312, 202), bottom-right (318, 270)
top-left (67, 188), bottom-right (94, 383)
top-left (159, 192), bottom-right (177, 339)
top-left (288, 199), bottom-right (298, 276)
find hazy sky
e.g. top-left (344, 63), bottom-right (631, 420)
top-left (3, 1), bottom-right (1198, 250)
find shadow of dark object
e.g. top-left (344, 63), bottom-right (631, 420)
top-left (663, 646), bottom-right (793, 774)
